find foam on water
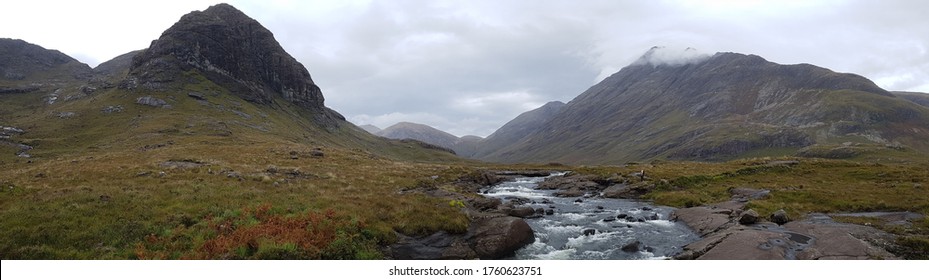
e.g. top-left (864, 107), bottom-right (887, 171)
top-left (484, 173), bottom-right (699, 260)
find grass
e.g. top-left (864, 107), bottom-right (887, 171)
top-left (568, 157), bottom-right (929, 258)
top-left (0, 74), bottom-right (478, 259)
top-left (3, 71), bottom-right (929, 259)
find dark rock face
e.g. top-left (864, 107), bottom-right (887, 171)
top-left (126, 4), bottom-right (341, 126)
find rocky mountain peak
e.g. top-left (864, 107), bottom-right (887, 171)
top-left (125, 3), bottom-right (330, 113)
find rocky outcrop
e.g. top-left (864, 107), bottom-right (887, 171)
top-left (136, 96), bottom-right (170, 108)
top-left (125, 3), bottom-right (342, 127)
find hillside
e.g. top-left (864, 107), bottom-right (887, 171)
top-left (374, 122), bottom-right (485, 156)
top-left (478, 47), bottom-right (929, 164)
top-left (894, 91), bottom-right (929, 107)
top-left (473, 101), bottom-right (565, 161)
top-left (0, 4), bottom-right (472, 260)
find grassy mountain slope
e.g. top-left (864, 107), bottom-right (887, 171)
top-left (482, 50), bottom-right (929, 164)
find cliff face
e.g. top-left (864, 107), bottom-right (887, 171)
top-left (125, 4), bottom-right (333, 120)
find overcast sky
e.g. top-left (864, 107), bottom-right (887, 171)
top-left (3, 0), bottom-right (928, 137)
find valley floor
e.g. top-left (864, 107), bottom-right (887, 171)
top-left (1, 141), bottom-right (927, 259)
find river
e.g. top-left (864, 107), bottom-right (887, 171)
top-left (482, 173), bottom-right (699, 260)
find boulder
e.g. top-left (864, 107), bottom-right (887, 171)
top-left (506, 207), bottom-right (536, 218)
top-left (390, 232), bottom-right (477, 260)
top-left (739, 209), bottom-right (760, 225)
top-left (583, 229), bottom-right (597, 236)
top-left (621, 241), bottom-right (642, 253)
top-left (468, 197), bottom-right (501, 211)
top-left (468, 217), bottom-right (535, 259)
top-left (771, 209), bottom-right (790, 225)
top-left (545, 209), bottom-right (554, 215)
top-left (553, 189), bottom-right (585, 197)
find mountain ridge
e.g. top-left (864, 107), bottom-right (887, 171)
top-left (474, 50), bottom-right (929, 164)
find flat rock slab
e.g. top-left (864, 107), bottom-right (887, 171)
top-left (785, 217), bottom-right (897, 260)
top-left (676, 212), bottom-right (898, 260)
top-left (696, 228), bottom-right (789, 260)
top-left (671, 201), bottom-right (744, 236)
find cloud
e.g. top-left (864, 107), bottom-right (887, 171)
top-left (633, 46), bottom-right (711, 66)
top-left (4, 0), bottom-right (928, 136)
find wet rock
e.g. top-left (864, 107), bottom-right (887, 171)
top-left (621, 241), bottom-right (642, 253)
top-left (540, 198), bottom-right (553, 204)
top-left (739, 209), bottom-right (760, 225)
top-left (504, 206), bottom-right (536, 218)
top-left (574, 199), bottom-right (583, 203)
top-left (535, 208), bottom-right (545, 215)
top-left (625, 216), bottom-right (638, 223)
top-left (545, 209), bottom-right (554, 215)
top-left (596, 205), bottom-right (605, 210)
top-left (553, 189), bottom-right (585, 197)
top-left (771, 209), bottom-right (790, 225)
top-left (647, 213), bottom-right (660, 221)
top-left (583, 229), bottom-right (597, 236)
top-left (537, 175), bottom-right (601, 191)
top-left (468, 197), bottom-right (501, 211)
top-left (617, 213), bottom-right (628, 219)
top-left (390, 232), bottom-right (477, 260)
top-left (603, 217), bottom-right (616, 222)
top-left (468, 216), bottom-right (535, 259)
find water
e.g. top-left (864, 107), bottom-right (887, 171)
top-left (482, 173), bottom-right (699, 260)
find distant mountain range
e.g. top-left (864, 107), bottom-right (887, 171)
top-left (363, 122), bottom-right (484, 156)
top-left (365, 47), bottom-right (929, 164)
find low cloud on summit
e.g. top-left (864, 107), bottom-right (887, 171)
top-left (4, 0), bottom-right (928, 137)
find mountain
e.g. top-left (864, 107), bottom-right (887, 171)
top-left (373, 122), bottom-right (488, 157)
top-left (473, 101), bottom-right (565, 161)
top-left (377, 122), bottom-right (460, 150)
top-left (1, 38), bottom-right (92, 93)
top-left (0, 4), bottom-right (458, 164)
top-left (478, 47), bottom-right (929, 164)
top-left (124, 3), bottom-right (342, 128)
top-left (359, 124), bottom-right (382, 134)
top-left (894, 91), bottom-right (929, 107)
